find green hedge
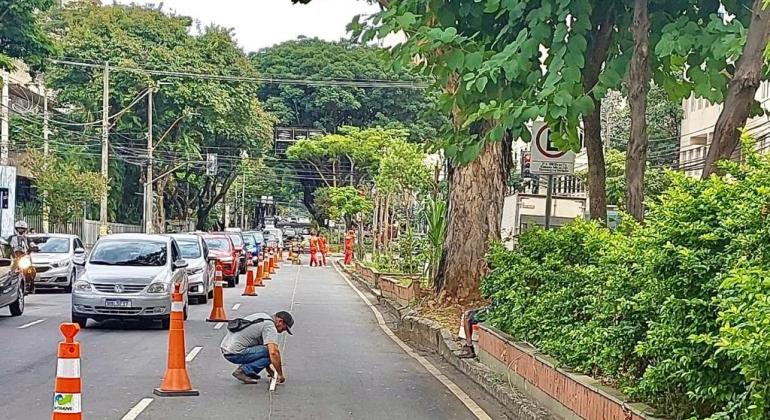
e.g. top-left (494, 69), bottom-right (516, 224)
top-left (481, 147), bottom-right (770, 419)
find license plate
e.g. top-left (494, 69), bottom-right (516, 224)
top-left (105, 299), bottom-right (131, 308)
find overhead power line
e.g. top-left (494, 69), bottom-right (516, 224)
top-left (50, 59), bottom-right (430, 89)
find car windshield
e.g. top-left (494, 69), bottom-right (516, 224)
top-left (227, 233), bottom-right (244, 247)
top-left (252, 232), bottom-right (264, 243)
top-left (90, 241), bottom-right (167, 266)
top-left (264, 233), bottom-right (275, 241)
top-left (32, 237), bottom-right (70, 254)
top-left (243, 235), bottom-right (256, 247)
top-left (204, 238), bottom-right (230, 251)
top-left (178, 240), bottom-right (201, 259)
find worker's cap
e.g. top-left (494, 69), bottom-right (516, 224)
top-left (275, 311), bottom-right (294, 335)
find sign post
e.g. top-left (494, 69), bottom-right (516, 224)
top-left (529, 122), bottom-right (575, 229)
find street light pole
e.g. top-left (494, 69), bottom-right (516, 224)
top-left (1, 70), bottom-right (9, 166)
top-left (42, 82), bottom-right (50, 233)
top-left (99, 62), bottom-right (109, 236)
top-left (145, 88), bottom-right (153, 233)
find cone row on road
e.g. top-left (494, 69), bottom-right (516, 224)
top-left (53, 323), bottom-right (82, 420)
top-left (206, 264), bottom-right (228, 322)
top-left (154, 283), bottom-right (199, 397)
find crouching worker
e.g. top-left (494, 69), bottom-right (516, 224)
top-left (220, 311), bottom-right (294, 384)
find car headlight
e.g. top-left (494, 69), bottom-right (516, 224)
top-left (52, 260), bottom-right (69, 268)
top-left (187, 267), bottom-right (203, 275)
top-left (73, 281), bottom-right (93, 293)
top-left (17, 255), bottom-right (32, 270)
top-left (146, 282), bottom-right (169, 294)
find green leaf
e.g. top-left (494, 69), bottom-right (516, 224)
top-left (446, 49), bottom-right (465, 71)
top-left (476, 76), bottom-right (489, 92)
top-left (489, 125), bottom-right (505, 141)
top-left (395, 12), bottom-right (418, 28)
top-left (460, 141), bottom-right (483, 162)
top-left (465, 51), bottom-right (483, 70)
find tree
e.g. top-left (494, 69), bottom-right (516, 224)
top-left (251, 38), bottom-right (442, 140)
top-left (314, 186), bottom-right (373, 229)
top-left (625, 0), bottom-right (651, 221)
top-left (600, 149), bottom-right (673, 209)
top-left (0, 0), bottom-right (58, 71)
top-left (45, 3), bottom-right (274, 229)
top-left (24, 150), bottom-right (106, 225)
top-left (701, 0), bottom-right (770, 178)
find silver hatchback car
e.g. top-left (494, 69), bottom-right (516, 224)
top-left (167, 233), bottom-right (214, 304)
top-left (71, 233), bottom-right (189, 329)
top-left (29, 234), bottom-right (85, 292)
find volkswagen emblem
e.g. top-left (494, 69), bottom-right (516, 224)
top-left (114, 284), bottom-right (124, 293)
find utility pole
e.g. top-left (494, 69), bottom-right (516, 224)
top-left (145, 88), bottom-right (153, 234)
top-left (1, 70), bottom-right (9, 166)
top-left (99, 62), bottom-right (109, 236)
top-left (240, 176), bottom-right (245, 228)
top-left (42, 82), bottom-right (50, 233)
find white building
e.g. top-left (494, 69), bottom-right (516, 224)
top-left (679, 81), bottom-right (770, 178)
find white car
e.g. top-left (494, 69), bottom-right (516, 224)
top-left (168, 234), bottom-right (214, 304)
top-left (29, 233), bottom-right (86, 293)
top-left (263, 227), bottom-right (284, 249)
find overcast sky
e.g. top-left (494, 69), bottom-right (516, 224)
top-left (113, 0), bottom-right (381, 53)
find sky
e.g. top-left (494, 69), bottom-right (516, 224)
top-left (113, 0), bottom-right (382, 53)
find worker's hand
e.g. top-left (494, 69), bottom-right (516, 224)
top-left (277, 375), bottom-right (286, 384)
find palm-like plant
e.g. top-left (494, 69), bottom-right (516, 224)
top-left (422, 195), bottom-right (447, 285)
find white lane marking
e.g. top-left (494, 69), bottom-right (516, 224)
top-left (120, 398), bottom-right (153, 420)
top-left (186, 346), bottom-right (203, 362)
top-left (17, 319), bottom-right (45, 329)
top-left (333, 263), bottom-right (492, 420)
top-left (232, 303), bottom-right (241, 311)
top-left (214, 322), bottom-right (225, 330)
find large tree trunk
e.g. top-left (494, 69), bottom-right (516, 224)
top-left (702, 0), bottom-right (770, 179)
top-left (581, 6), bottom-right (616, 222)
top-left (435, 133), bottom-right (511, 303)
top-left (625, 0), bottom-right (651, 221)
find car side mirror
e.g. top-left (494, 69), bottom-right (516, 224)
top-left (74, 247), bottom-right (85, 255)
top-left (173, 259), bottom-right (188, 270)
top-left (0, 258), bottom-right (11, 267)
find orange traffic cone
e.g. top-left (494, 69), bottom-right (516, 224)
top-left (263, 253), bottom-right (272, 280)
top-left (275, 250), bottom-right (281, 269)
top-left (206, 263), bottom-right (228, 322)
top-left (254, 260), bottom-right (265, 287)
top-left (242, 253), bottom-right (258, 297)
top-left (154, 283), bottom-right (199, 397)
top-left (270, 252), bottom-right (277, 274)
top-left (53, 323), bottom-right (82, 420)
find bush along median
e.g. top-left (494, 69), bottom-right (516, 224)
top-left (481, 141), bottom-right (770, 419)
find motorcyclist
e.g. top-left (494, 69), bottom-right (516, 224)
top-left (9, 221), bottom-right (36, 294)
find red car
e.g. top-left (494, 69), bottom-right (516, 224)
top-left (198, 234), bottom-right (241, 287)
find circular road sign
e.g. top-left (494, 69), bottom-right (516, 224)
top-left (535, 125), bottom-right (567, 159)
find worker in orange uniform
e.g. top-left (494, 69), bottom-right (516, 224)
top-left (318, 233), bottom-right (328, 266)
top-left (308, 231), bottom-right (319, 267)
top-left (343, 230), bottom-right (355, 265)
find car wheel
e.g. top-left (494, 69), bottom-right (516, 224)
top-left (208, 288), bottom-right (214, 298)
top-left (160, 316), bottom-right (171, 330)
top-left (71, 312), bottom-right (88, 328)
top-left (199, 291), bottom-right (208, 304)
top-left (227, 276), bottom-right (236, 288)
top-left (63, 269), bottom-right (75, 293)
top-left (9, 284), bottom-right (24, 316)
top-left (184, 303), bottom-right (189, 321)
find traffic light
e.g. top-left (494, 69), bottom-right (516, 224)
top-left (521, 153), bottom-right (532, 178)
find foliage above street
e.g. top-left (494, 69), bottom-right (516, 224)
top-left (313, 186), bottom-right (373, 229)
top-left (0, 0), bottom-right (58, 71)
top-left (482, 136), bottom-right (770, 419)
top-left (25, 150), bottom-right (106, 226)
top-left (250, 37), bottom-right (444, 142)
top-left (44, 3), bottom-right (275, 228)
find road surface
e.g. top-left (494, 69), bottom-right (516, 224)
top-left (0, 258), bottom-right (512, 419)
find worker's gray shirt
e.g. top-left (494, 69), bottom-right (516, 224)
top-left (220, 313), bottom-right (279, 355)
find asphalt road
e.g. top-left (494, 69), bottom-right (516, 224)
top-left (0, 257), bottom-right (511, 420)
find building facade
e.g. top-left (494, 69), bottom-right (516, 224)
top-left (679, 81), bottom-right (770, 178)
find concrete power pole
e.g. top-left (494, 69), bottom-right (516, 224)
top-left (145, 88), bottom-right (153, 234)
top-left (42, 83), bottom-right (50, 233)
top-left (1, 71), bottom-right (9, 166)
top-left (99, 62), bottom-right (109, 236)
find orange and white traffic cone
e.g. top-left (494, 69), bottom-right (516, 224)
top-left (154, 283), bottom-right (199, 397)
top-left (274, 250), bottom-right (281, 270)
top-left (264, 252), bottom-right (272, 280)
top-left (206, 263), bottom-right (228, 322)
top-left (242, 253), bottom-right (258, 296)
top-left (270, 251), bottom-right (277, 274)
top-left (53, 323), bottom-right (82, 420)
top-left (254, 259), bottom-right (265, 287)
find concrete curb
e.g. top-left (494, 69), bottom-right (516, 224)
top-left (336, 261), bottom-right (554, 420)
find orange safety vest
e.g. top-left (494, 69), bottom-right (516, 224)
top-left (309, 236), bottom-right (319, 251)
top-left (319, 237), bottom-right (328, 253)
top-left (344, 234), bottom-right (354, 251)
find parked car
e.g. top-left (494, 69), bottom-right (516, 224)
top-left (199, 233), bottom-right (240, 287)
top-left (0, 239), bottom-right (25, 316)
top-left (263, 227), bottom-right (284, 249)
top-left (29, 234), bottom-right (85, 293)
top-left (222, 231), bottom-right (247, 274)
top-left (282, 228), bottom-right (297, 241)
top-left (242, 232), bottom-right (262, 265)
top-left (169, 234), bottom-right (213, 304)
top-left (71, 233), bottom-right (189, 329)
top-left (263, 232), bottom-right (278, 250)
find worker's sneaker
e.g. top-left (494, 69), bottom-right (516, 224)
top-left (232, 368), bottom-right (259, 384)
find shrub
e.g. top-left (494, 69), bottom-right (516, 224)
top-left (481, 141), bottom-right (770, 419)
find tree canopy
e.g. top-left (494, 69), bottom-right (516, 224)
top-left (0, 0), bottom-right (58, 71)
